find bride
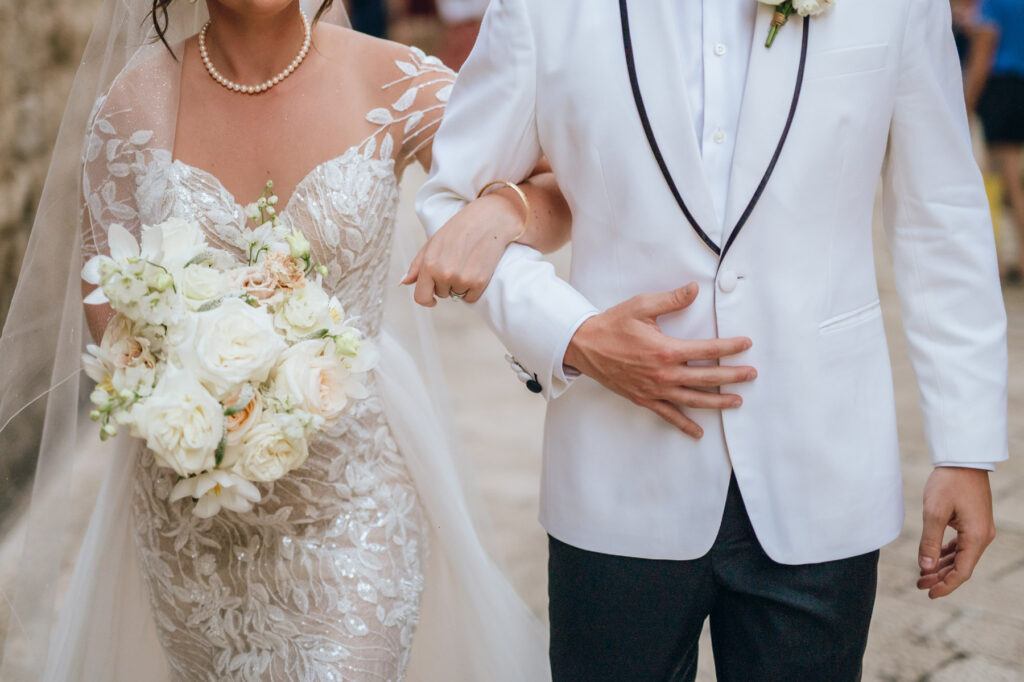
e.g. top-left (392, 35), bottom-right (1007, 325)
top-left (0, 1), bottom-right (571, 680)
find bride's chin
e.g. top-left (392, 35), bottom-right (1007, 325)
top-left (206, 0), bottom-right (307, 20)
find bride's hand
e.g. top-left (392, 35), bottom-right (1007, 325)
top-left (403, 191), bottom-right (524, 306)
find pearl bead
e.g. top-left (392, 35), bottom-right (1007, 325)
top-left (199, 12), bottom-right (310, 95)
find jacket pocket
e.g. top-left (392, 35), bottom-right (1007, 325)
top-left (808, 44), bottom-right (890, 81)
top-left (818, 299), bottom-right (882, 335)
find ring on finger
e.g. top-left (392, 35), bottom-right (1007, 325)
top-left (448, 287), bottom-right (469, 300)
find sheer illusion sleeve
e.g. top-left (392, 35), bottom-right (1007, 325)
top-left (80, 59), bottom-right (177, 261)
top-left (365, 46), bottom-right (456, 176)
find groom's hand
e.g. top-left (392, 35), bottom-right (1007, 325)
top-left (563, 283), bottom-right (756, 439)
top-left (917, 467), bottom-right (997, 599)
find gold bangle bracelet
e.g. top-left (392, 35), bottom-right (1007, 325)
top-left (476, 180), bottom-right (531, 242)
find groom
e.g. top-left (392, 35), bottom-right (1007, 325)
top-left (417, 0), bottom-right (1008, 679)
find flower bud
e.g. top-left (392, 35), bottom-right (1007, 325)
top-left (153, 273), bottom-right (174, 292)
top-left (267, 206), bottom-right (276, 217)
top-left (268, 195), bottom-right (279, 206)
top-left (258, 197), bottom-right (268, 208)
top-left (90, 410), bottom-right (102, 421)
top-left (334, 330), bottom-right (361, 357)
top-left (316, 264), bottom-right (328, 277)
top-left (286, 229), bottom-right (311, 260)
top-left (119, 389), bottom-right (135, 402)
top-left (101, 423), bottom-right (118, 440)
top-left (90, 389), bottom-right (109, 405)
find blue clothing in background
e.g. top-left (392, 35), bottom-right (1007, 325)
top-left (980, 0), bottom-right (1024, 76)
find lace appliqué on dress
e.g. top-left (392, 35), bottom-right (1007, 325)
top-left (80, 47), bottom-right (457, 681)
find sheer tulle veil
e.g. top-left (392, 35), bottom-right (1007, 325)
top-left (0, 1), bottom-right (549, 679)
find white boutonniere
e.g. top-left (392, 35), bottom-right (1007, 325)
top-left (757, 0), bottom-right (834, 48)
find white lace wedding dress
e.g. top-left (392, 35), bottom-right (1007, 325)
top-left (78, 46), bottom-right (481, 681)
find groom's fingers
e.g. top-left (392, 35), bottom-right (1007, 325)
top-left (636, 283), bottom-right (700, 319)
top-left (673, 365), bottom-right (758, 388)
top-left (640, 399), bottom-right (704, 439)
top-left (674, 337), bottom-right (754, 362)
top-left (659, 387), bottom-right (744, 410)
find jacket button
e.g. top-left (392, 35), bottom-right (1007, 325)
top-left (718, 270), bottom-right (739, 294)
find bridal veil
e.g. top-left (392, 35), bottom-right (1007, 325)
top-left (0, 1), bottom-right (549, 679)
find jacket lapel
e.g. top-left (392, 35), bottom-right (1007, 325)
top-left (619, 0), bottom-right (721, 256)
top-left (721, 5), bottom-right (810, 259)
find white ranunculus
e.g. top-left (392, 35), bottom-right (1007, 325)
top-left (131, 366), bottom-right (224, 477)
top-left (149, 217), bottom-right (208, 270)
top-left (792, 0), bottom-right (833, 16)
top-left (271, 339), bottom-right (352, 422)
top-left (182, 297), bottom-right (286, 400)
top-left (231, 422), bottom-right (309, 482)
top-left (170, 469), bottom-right (262, 518)
top-left (178, 264), bottom-right (228, 310)
top-left (273, 283), bottom-right (331, 340)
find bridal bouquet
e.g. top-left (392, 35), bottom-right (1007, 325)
top-left (81, 182), bottom-right (376, 518)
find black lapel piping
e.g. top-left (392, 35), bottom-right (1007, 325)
top-left (618, 0), bottom-right (810, 261)
top-left (619, 0), bottom-right (720, 256)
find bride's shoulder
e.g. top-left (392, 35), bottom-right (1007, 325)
top-left (314, 25), bottom-right (453, 86)
top-left (89, 42), bottom-right (181, 131)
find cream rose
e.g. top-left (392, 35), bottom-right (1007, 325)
top-left (149, 217), bottom-right (208, 269)
top-left (263, 251), bottom-right (305, 291)
top-left (271, 339), bottom-right (352, 422)
top-left (274, 283), bottom-right (331, 340)
top-left (224, 388), bottom-right (263, 447)
top-left (131, 366), bottom-right (224, 477)
top-left (792, 0), bottom-right (833, 16)
top-left (178, 264), bottom-right (228, 310)
top-left (230, 422), bottom-right (309, 482)
top-left (231, 265), bottom-right (279, 302)
top-left (183, 297), bottom-right (286, 399)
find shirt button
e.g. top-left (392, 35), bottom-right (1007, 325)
top-left (714, 43), bottom-right (727, 56)
top-left (718, 270), bottom-right (739, 294)
top-left (713, 129), bottom-right (726, 144)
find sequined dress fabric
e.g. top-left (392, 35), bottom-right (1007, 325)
top-left (81, 48), bottom-right (455, 681)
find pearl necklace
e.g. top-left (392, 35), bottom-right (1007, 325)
top-left (199, 12), bottom-right (311, 95)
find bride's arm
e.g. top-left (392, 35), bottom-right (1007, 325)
top-left (400, 163), bottom-right (572, 305)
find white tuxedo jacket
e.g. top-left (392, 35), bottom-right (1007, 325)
top-left (417, 0), bottom-right (1009, 564)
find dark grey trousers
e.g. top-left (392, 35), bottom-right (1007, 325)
top-left (548, 476), bottom-right (879, 682)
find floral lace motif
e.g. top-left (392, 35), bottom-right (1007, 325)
top-left (83, 49), bottom-right (455, 681)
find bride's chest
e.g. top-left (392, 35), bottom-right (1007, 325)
top-left (137, 148), bottom-right (401, 298)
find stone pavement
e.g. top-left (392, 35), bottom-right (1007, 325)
top-left (410, 168), bottom-right (1024, 681)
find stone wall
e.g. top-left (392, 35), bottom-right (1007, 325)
top-left (0, 0), bottom-right (101, 524)
top-left (0, 0), bottom-right (100, 327)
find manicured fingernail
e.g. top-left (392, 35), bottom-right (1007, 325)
top-left (920, 556), bottom-right (935, 569)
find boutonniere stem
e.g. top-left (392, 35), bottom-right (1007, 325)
top-left (765, 1), bottom-right (796, 48)
top-left (760, 0), bottom-right (833, 48)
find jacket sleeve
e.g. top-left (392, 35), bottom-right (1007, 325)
top-left (881, 0), bottom-right (1008, 467)
top-left (415, 0), bottom-right (599, 399)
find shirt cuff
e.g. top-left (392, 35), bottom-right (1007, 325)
top-left (933, 461), bottom-right (996, 472)
top-left (550, 310), bottom-right (599, 396)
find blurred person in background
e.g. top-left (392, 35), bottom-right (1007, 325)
top-left (348, 0), bottom-right (389, 37)
top-left (965, 0), bottom-right (1024, 282)
top-left (436, 0), bottom-right (488, 70)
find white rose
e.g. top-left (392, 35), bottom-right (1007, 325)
top-left (271, 339), bottom-right (352, 422)
top-left (274, 283), bottom-right (330, 340)
top-left (182, 297), bottom-right (286, 399)
top-left (230, 422), bottom-right (308, 482)
top-left (131, 366), bottom-right (224, 477)
top-left (149, 217), bottom-right (208, 270)
top-left (178, 265), bottom-right (228, 310)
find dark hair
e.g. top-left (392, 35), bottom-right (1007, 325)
top-left (150, 0), bottom-right (335, 55)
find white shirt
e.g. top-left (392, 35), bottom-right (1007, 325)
top-left (677, 0), bottom-right (756, 230)
top-left (672, 0), bottom-right (992, 471)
